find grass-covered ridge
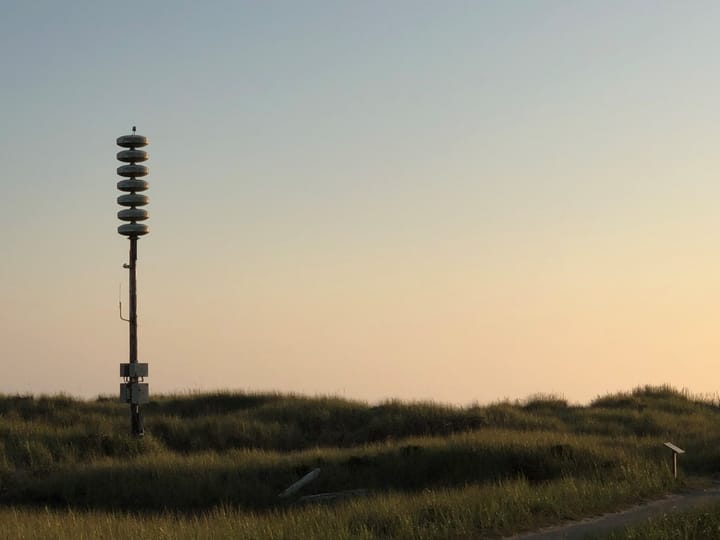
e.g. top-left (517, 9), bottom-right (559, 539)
top-left (0, 385), bottom-right (719, 538)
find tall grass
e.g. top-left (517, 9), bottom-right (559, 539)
top-left (598, 500), bottom-right (720, 539)
top-left (0, 472), bottom-right (673, 540)
top-left (0, 385), bottom-right (717, 538)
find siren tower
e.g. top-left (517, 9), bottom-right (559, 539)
top-left (116, 127), bottom-right (150, 437)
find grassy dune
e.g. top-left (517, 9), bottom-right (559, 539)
top-left (0, 385), bottom-right (718, 538)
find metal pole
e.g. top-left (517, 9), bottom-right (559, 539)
top-left (129, 237), bottom-right (137, 363)
top-left (128, 236), bottom-right (143, 437)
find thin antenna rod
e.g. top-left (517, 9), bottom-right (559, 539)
top-left (119, 282), bottom-right (129, 322)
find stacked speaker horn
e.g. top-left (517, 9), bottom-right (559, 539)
top-left (117, 134), bottom-right (150, 236)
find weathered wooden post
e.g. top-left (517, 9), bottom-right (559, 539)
top-left (663, 442), bottom-right (685, 480)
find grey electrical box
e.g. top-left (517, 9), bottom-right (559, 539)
top-left (120, 383), bottom-right (150, 404)
top-left (120, 363), bottom-right (149, 378)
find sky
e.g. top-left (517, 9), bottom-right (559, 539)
top-left (3, 1), bottom-right (720, 404)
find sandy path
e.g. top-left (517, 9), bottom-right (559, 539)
top-left (503, 485), bottom-right (720, 539)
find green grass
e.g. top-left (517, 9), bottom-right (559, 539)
top-left (0, 384), bottom-right (718, 538)
top-left (0, 474), bottom-right (673, 540)
top-left (598, 500), bottom-right (720, 539)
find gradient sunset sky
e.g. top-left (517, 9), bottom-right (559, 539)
top-left (3, 1), bottom-right (720, 403)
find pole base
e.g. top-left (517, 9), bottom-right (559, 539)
top-left (131, 405), bottom-right (144, 438)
